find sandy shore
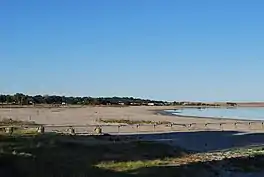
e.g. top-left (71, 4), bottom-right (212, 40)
top-left (2, 106), bottom-right (264, 153)
top-left (0, 106), bottom-right (263, 133)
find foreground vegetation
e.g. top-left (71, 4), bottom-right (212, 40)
top-left (99, 118), bottom-right (171, 125)
top-left (1, 132), bottom-right (264, 177)
top-left (0, 118), bottom-right (37, 126)
top-left (0, 119), bottom-right (39, 136)
top-left (0, 134), bottom-right (188, 177)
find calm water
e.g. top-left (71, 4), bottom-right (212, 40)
top-left (167, 107), bottom-right (264, 121)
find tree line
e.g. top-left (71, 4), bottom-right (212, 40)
top-left (0, 93), bottom-right (236, 107)
top-left (0, 93), bottom-right (167, 106)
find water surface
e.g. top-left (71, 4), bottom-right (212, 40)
top-left (168, 107), bottom-right (264, 121)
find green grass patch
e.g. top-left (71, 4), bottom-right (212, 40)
top-left (219, 147), bottom-right (264, 173)
top-left (96, 160), bottom-right (163, 172)
top-left (99, 118), bottom-right (171, 125)
top-left (0, 118), bottom-right (37, 126)
top-left (0, 119), bottom-right (40, 136)
top-left (0, 128), bottom-right (38, 136)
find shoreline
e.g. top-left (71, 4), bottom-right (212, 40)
top-left (153, 108), bottom-right (262, 123)
top-left (0, 106), bottom-right (263, 133)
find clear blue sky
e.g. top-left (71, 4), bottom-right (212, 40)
top-left (1, 0), bottom-right (264, 101)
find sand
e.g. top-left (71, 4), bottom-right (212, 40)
top-left (1, 106), bottom-right (264, 153)
top-left (0, 106), bottom-right (262, 133)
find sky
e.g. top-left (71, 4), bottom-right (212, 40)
top-left (1, 0), bottom-right (264, 102)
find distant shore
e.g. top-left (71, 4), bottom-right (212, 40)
top-left (1, 101), bottom-right (264, 109)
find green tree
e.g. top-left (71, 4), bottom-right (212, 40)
top-left (14, 93), bottom-right (26, 105)
top-left (0, 95), bottom-right (6, 104)
top-left (6, 95), bottom-right (13, 104)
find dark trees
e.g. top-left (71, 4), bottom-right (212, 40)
top-left (0, 94), bottom-right (166, 106)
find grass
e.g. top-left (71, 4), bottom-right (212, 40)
top-left (96, 160), bottom-right (164, 172)
top-left (0, 119), bottom-right (39, 136)
top-left (0, 127), bottom-right (39, 135)
top-left (0, 133), bottom-right (190, 177)
top-left (219, 146), bottom-right (264, 172)
top-left (99, 118), bottom-right (171, 125)
top-left (1, 133), bottom-right (264, 177)
top-left (0, 118), bottom-right (37, 126)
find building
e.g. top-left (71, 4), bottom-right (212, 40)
top-left (147, 103), bottom-right (155, 106)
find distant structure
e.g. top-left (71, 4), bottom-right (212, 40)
top-left (147, 103), bottom-right (155, 106)
top-left (118, 102), bottom-right (125, 106)
top-left (226, 102), bottom-right (237, 107)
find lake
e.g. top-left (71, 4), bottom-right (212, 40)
top-left (167, 107), bottom-right (264, 121)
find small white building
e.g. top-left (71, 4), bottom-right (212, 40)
top-left (147, 103), bottom-right (155, 106)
